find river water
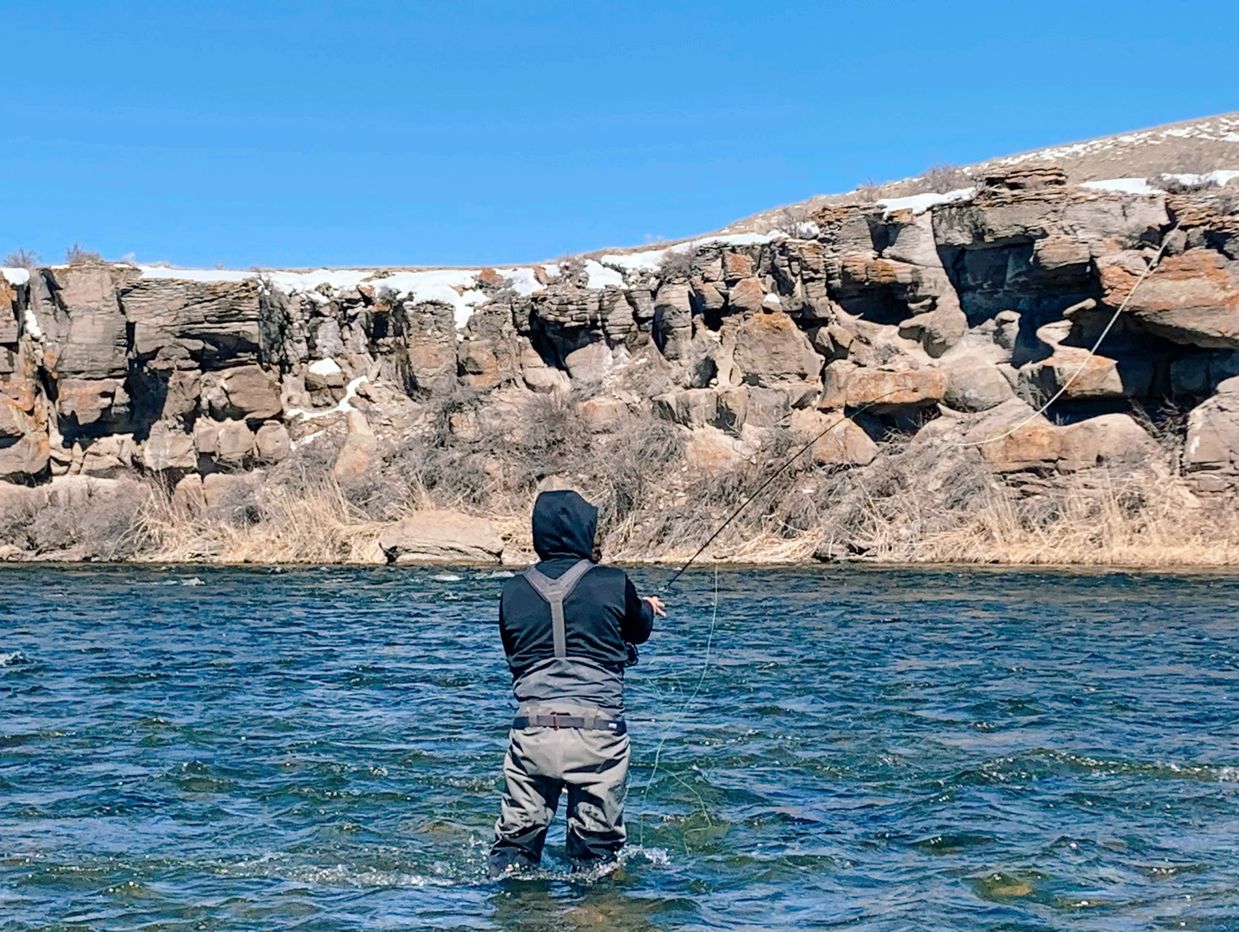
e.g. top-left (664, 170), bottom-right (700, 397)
top-left (3, 565), bottom-right (1239, 929)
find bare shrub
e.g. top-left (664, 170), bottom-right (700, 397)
top-left (771, 204), bottom-right (817, 238)
top-left (591, 415), bottom-right (685, 548)
top-left (3, 248), bottom-right (39, 269)
top-left (851, 179), bottom-right (885, 204)
top-left (919, 164), bottom-right (971, 194)
top-left (30, 480), bottom-right (156, 560)
top-left (657, 248), bottom-right (693, 281)
top-left (65, 244), bottom-right (104, 265)
top-left (1153, 174), bottom-right (1220, 194)
top-left (0, 493), bottom-right (40, 550)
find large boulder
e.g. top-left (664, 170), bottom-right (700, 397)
top-left (731, 312), bottom-right (822, 388)
top-left (215, 419), bottom-right (256, 465)
top-left (1185, 376), bottom-right (1239, 476)
top-left (1056, 414), bottom-right (1160, 470)
top-left (520, 346), bottom-right (571, 394)
top-left (377, 510), bottom-right (504, 564)
top-left (82, 434), bottom-right (137, 476)
top-left (1022, 347), bottom-right (1154, 399)
top-left (841, 365), bottom-right (946, 410)
top-left (564, 340), bottom-right (614, 384)
top-left (788, 409), bottom-right (877, 466)
top-left (962, 400), bottom-right (1158, 472)
top-left (897, 304), bottom-right (967, 357)
top-left (0, 429), bottom-right (49, 481)
top-left (458, 341), bottom-right (501, 391)
top-left (727, 277), bottom-right (767, 315)
top-left (205, 365), bottom-right (283, 422)
top-left (941, 353), bottom-right (1014, 412)
top-left (142, 422), bottom-right (196, 471)
top-left (254, 422), bottom-right (292, 463)
top-left (1100, 249), bottom-right (1239, 348)
top-left (57, 377), bottom-right (131, 432)
top-left (332, 409), bottom-right (378, 481)
top-left (683, 425), bottom-right (746, 473)
top-left (652, 389), bottom-right (719, 428)
top-left (963, 400), bottom-right (1066, 472)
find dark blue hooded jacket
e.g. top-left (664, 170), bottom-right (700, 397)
top-left (499, 490), bottom-right (654, 712)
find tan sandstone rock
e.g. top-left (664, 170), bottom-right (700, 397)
top-left (1101, 249), bottom-right (1239, 348)
top-left (732, 312), bottom-right (822, 389)
top-left (332, 410), bottom-right (378, 481)
top-left (788, 409), bottom-right (877, 466)
top-left (377, 510), bottom-right (504, 564)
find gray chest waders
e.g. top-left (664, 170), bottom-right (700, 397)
top-left (518, 559), bottom-right (626, 733)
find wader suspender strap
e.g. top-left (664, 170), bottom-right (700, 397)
top-left (522, 559), bottom-right (594, 658)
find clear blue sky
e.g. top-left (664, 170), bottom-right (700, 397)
top-left (2, 0), bottom-right (1236, 268)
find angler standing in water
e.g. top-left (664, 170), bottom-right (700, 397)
top-left (489, 490), bottom-right (667, 876)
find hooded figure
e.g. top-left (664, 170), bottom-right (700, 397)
top-left (490, 490), bottom-right (664, 875)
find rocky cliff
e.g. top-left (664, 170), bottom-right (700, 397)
top-left (3, 154), bottom-right (1239, 564)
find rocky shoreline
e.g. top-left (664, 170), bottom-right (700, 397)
top-left (3, 163), bottom-right (1239, 567)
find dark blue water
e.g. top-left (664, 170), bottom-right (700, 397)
top-left (4, 566), bottom-right (1239, 929)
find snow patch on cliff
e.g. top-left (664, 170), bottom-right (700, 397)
top-left (139, 265), bottom-right (252, 283)
top-left (598, 231), bottom-right (784, 273)
top-left (1080, 178), bottom-right (1157, 195)
top-left (877, 187), bottom-right (976, 216)
top-left (1161, 170), bottom-right (1239, 188)
top-left (494, 267), bottom-right (546, 296)
top-left (24, 308), bottom-right (43, 339)
top-left (2, 268), bottom-right (30, 286)
top-left (584, 260), bottom-right (624, 289)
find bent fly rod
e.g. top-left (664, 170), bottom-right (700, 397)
top-left (662, 386), bottom-right (910, 591)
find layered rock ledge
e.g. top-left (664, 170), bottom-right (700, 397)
top-left (3, 165), bottom-right (1238, 563)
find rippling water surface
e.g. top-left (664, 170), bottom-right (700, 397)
top-left (4, 565), bottom-right (1239, 928)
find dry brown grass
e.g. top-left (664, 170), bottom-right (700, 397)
top-left (902, 468), bottom-right (1239, 567)
top-left (139, 471), bottom-right (387, 564)
top-left (5, 402), bottom-right (1239, 567)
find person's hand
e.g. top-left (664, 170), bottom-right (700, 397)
top-left (644, 596), bottom-right (667, 618)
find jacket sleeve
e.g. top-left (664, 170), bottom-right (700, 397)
top-left (621, 575), bottom-right (655, 645)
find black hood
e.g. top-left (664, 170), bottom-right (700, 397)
top-left (532, 490), bottom-right (598, 561)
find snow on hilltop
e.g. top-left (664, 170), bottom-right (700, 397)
top-left (723, 111), bottom-right (1239, 235)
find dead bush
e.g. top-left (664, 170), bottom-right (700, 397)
top-left (1153, 174), bottom-right (1220, 194)
top-left (657, 248), bottom-right (693, 281)
top-left (29, 479), bottom-right (155, 560)
top-left (771, 204), bottom-right (817, 238)
top-left (65, 244), bottom-right (103, 265)
top-left (919, 164), bottom-right (971, 194)
top-left (3, 248), bottom-right (39, 269)
top-left (851, 179), bottom-right (885, 204)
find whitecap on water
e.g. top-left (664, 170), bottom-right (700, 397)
top-left (431, 573), bottom-right (463, 582)
top-left (0, 650), bottom-right (26, 667)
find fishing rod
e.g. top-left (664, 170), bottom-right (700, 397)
top-left (661, 386), bottom-right (909, 591)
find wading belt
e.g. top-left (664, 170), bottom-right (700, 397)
top-left (512, 711), bottom-right (626, 735)
top-left (521, 559), bottom-right (595, 659)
